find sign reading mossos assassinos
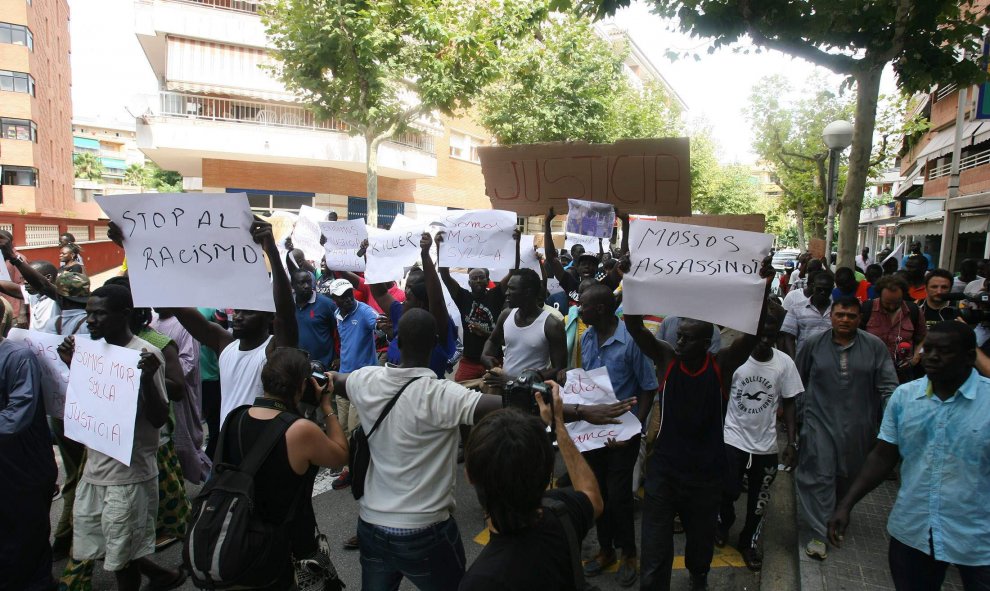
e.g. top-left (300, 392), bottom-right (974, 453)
top-left (436, 209), bottom-right (517, 269)
top-left (560, 367), bottom-right (641, 453)
top-left (95, 193), bottom-right (275, 312)
top-left (7, 328), bottom-right (70, 419)
top-left (320, 219), bottom-right (368, 272)
top-left (63, 338), bottom-right (143, 466)
top-left (477, 138), bottom-right (691, 217)
top-left (622, 219), bottom-right (773, 335)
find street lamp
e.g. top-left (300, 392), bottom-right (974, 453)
top-left (822, 120), bottom-right (854, 264)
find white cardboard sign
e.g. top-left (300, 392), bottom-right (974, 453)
top-left (8, 328), bottom-right (70, 418)
top-left (436, 209), bottom-right (517, 269)
top-left (364, 226), bottom-right (423, 284)
top-left (565, 232), bottom-right (602, 253)
top-left (566, 199), bottom-right (615, 239)
top-left (0, 259), bottom-right (10, 281)
top-left (493, 234), bottom-right (540, 278)
top-left (96, 193), bottom-right (274, 311)
top-left (63, 338), bottom-right (143, 466)
top-left (320, 219), bottom-right (367, 272)
top-left (622, 219), bottom-right (772, 334)
top-left (291, 205), bottom-right (330, 265)
top-left (560, 367), bottom-right (641, 452)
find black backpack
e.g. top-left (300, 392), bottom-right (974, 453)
top-left (349, 376), bottom-right (423, 500)
top-left (183, 408), bottom-right (299, 589)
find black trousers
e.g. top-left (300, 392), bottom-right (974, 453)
top-left (719, 445), bottom-right (778, 551)
top-left (202, 379), bottom-right (221, 460)
top-left (585, 435), bottom-right (640, 557)
top-left (0, 485), bottom-right (55, 591)
top-left (641, 470), bottom-right (721, 591)
top-left (889, 536), bottom-right (990, 591)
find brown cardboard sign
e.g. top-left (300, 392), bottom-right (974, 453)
top-left (808, 238), bottom-right (825, 259)
top-left (477, 138), bottom-right (691, 217)
top-left (655, 214), bottom-right (766, 233)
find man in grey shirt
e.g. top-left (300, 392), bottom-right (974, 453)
top-left (780, 271), bottom-right (834, 358)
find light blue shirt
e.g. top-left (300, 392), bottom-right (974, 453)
top-left (580, 321), bottom-right (658, 414)
top-left (878, 369), bottom-right (990, 566)
top-left (335, 301), bottom-right (379, 373)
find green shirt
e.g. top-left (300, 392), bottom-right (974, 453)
top-left (196, 307), bottom-right (221, 382)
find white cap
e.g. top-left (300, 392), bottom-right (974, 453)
top-left (327, 278), bottom-right (354, 296)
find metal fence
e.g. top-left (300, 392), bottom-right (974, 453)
top-left (169, 0), bottom-right (260, 14)
top-left (25, 224), bottom-right (60, 247)
top-left (928, 147), bottom-right (990, 180)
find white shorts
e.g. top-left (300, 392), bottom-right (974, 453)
top-left (72, 478), bottom-right (157, 571)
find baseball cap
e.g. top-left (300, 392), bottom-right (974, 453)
top-left (327, 278), bottom-right (354, 297)
top-left (56, 272), bottom-right (91, 304)
top-left (577, 252), bottom-right (600, 264)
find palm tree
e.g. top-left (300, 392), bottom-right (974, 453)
top-left (124, 163), bottom-right (150, 189)
top-left (73, 152), bottom-right (105, 181)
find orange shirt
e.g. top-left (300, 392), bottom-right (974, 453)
top-left (908, 284), bottom-right (927, 301)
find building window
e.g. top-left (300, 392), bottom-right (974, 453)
top-left (0, 23), bottom-right (33, 50)
top-left (449, 131), bottom-right (483, 163)
top-left (1, 118), bottom-right (36, 141)
top-left (2, 165), bottom-right (38, 186)
top-left (0, 70), bottom-right (35, 95)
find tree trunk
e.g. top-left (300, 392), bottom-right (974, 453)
top-left (365, 134), bottom-right (383, 228)
top-left (837, 66), bottom-right (883, 268)
top-left (794, 197), bottom-right (807, 251)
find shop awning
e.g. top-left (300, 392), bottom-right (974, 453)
top-left (895, 162), bottom-right (925, 197)
top-left (895, 211), bottom-right (990, 236)
top-left (166, 36), bottom-right (295, 103)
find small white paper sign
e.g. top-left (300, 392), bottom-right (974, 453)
top-left (63, 338), bottom-right (143, 466)
top-left (320, 219), bottom-right (367, 272)
top-left (560, 367), bottom-right (641, 452)
top-left (622, 219), bottom-right (773, 334)
top-left (565, 232), bottom-right (602, 253)
top-left (566, 199), bottom-right (615, 239)
top-left (436, 209), bottom-right (516, 269)
top-left (290, 205), bottom-right (329, 265)
top-left (493, 234), bottom-right (540, 278)
top-left (364, 226), bottom-right (423, 284)
top-left (96, 193), bottom-right (275, 311)
top-left (8, 328), bottom-right (70, 418)
top-left (0, 258), bottom-right (11, 281)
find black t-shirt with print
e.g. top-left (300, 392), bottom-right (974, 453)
top-left (453, 284), bottom-right (505, 360)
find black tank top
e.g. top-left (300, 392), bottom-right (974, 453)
top-left (652, 354), bottom-right (726, 483)
top-left (221, 409), bottom-right (317, 524)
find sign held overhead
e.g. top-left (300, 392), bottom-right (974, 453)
top-left (477, 138), bottom-right (691, 216)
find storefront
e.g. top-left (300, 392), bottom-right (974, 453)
top-left (900, 208), bottom-right (990, 271)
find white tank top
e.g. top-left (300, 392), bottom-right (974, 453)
top-left (502, 308), bottom-right (551, 379)
top-left (218, 335), bottom-right (272, 426)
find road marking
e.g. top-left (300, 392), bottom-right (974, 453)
top-left (472, 527), bottom-right (746, 570)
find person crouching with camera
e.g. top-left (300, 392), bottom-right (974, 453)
top-left (460, 382), bottom-right (604, 591)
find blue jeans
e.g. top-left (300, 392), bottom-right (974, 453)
top-left (358, 517), bottom-right (466, 591)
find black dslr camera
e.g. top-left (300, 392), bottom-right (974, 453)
top-left (301, 360), bottom-right (329, 406)
top-left (502, 369), bottom-right (552, 414)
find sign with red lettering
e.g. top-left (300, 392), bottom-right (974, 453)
top-left (560, 367), bottom-right (641, 453)
top-left (477, 138), bottom-right (691, 217)
top-left (63, 338), bottom-right (142, 466)
top-left (7, 328), bottom-right (70, 418)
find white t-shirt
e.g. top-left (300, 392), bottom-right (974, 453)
top-left (723, 350), bottom-right (803, 454)
top-left (22, 288), bottom-right (58, 334)
top-left (218, 335), bottom-right (272, 426)
top-left (347, 364), bottom-right (482, 529)
top-left (781, 288), bottom-right (809, 312)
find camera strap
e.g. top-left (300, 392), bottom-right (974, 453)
top-left (253, 396), bottom-right (293, 413)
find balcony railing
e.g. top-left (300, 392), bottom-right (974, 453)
top-left (167, 0), bottom-right (260, 14)
top-left (157, 91), bottom-right (436, 155)
top-left (935, 83), bottom-right (958, 102)
top-left (928, 147), bottom-right (990, 180)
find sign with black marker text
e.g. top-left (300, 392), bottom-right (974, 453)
top-left (320, 219), bottom-right (367, 272)
top-left (8, 328), bottom-right (70, 418)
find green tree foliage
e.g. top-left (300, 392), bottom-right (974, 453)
top-left (147, 163), bottom-right (183, 193)
top-left (559, 0), bottom-right (989, 267)
top-left (262, 0), bottom-right (545, 226)
top-left (73, 152), bottom-right (104, 181)
top-left (609, 80), bottom-right (683, 141)
top-left (690, 126), bottom-right (762, 215)
top-left (124, 163), bottom-right (152, 188)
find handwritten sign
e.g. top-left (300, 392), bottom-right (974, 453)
top-left (560, 367), bottom-right (641, 453)
top-left (566, 199), bottom-right (614, 239)
top-left (493, 234), bottom-right (541, 278)
top-left (477, 138), bottom-right (691, 216)
top-left (320, 219), bottom-right (367, 272)
top-left (0, 259), bottom-right (10, 281)
top-left (291, 205), bottom-right (330, 265)
top-left (622, 219), bottom-right (773, 334)
top-left (96, 193), bottom-right (275, 311)
top-left (364, 226), bottom-right (423, 284)
top-left (63, 338), bottom-right (143, 466)
top-left (8, 328), bottom-right (70, 418)
top-left (437, 209), bottom-right (516, 269)
top-left (565, 232), bottom-right (602, 253)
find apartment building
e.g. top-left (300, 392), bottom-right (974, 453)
top-left (72, 119), bottom-right (151, 202)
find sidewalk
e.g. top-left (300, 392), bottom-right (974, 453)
top-left (797, 479), bottom-right (964, 591)
top-left (87, 265), bottom-right (123, 290)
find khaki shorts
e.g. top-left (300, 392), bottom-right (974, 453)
top-left (72, 478), bottom-right (157, 571)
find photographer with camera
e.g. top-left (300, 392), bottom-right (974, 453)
top-left (460, 383), bottom-right (603, 591)
top-left (329, 308), bottom-right (633, 590)
top-left (916, 269), bottom-right (961, 328)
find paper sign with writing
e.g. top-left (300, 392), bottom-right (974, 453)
top-left (364, 226), bottom-right (423, 284)
top-left (566, 199), bottom-right (615, 239)
top-left (63, 338), bottom-right (143, 466)
top-left (0, 259), bottom-right (10, 281)
top-left (8, 328), bottom-right (70, 418)
top-left (478, 138), bottom-right (691, 216)
top-left (290, 205), bottom-right (330, 265)
top-left (622, 219), bottom-right (773, 334)
top-left (96, 193), bottom-right (274, 311)
top-left (494, 234), bottom-right (541, 278)
top-left (565, 232), bottom-right (602, 253)
top-left (320, 219), bottom-right (367, 272)
top-left (437, 209), bottom-right (516, 269)
top-left (560, 367), bottom-right (641, 453)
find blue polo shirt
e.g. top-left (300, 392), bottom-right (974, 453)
top-left (295, 294), bottom-right (337, 367)
top-left (879, 369), bottom-right (990, 566)
top-left (335, 300), bottom-right (379, 372)
top-left (580, 321), bottom-right (658, 415)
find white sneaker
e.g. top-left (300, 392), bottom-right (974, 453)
top-left (805, 539), bottom-right (828, 560)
